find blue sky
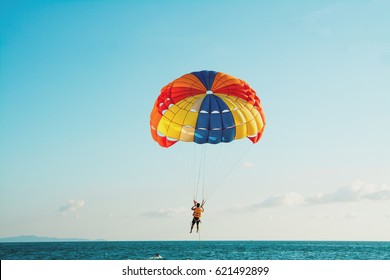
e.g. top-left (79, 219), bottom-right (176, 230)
top-left (1, 0), bottom-right (389, 241)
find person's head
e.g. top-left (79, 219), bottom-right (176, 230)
top-left (196, 203), bottom-right (200, 207)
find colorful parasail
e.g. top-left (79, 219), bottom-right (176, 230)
top-left (150, 70), bottom-right (266, 148)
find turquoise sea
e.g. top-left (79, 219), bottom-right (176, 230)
top-left (1, 241), bottom-right (389, 260)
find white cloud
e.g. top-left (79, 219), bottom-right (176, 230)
top-left (346, 212), bottom-right (359, 219)
top-left (255, 192), bottom-right (304, 208)
top-left (59, 199), bottom-right (85, 217)
top-left (241, 162), bottom-right (255, 168)
top-left (306, 181), bottom-right (390, 205)
top-left (141, 207), bottom-right (187, 218)
top-left (309, 215), bottom-right (335, 220)
top-left (255, 181), bottom-right (390, 208)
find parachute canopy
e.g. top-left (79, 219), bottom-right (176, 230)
top-left (150, 70), bottom-right (266, 147)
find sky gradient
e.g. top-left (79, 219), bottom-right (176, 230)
top-left (1, 0), bottom-right (389, 241)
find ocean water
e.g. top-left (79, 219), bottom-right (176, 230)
top-left (1, 241), bottom-right (389, 260)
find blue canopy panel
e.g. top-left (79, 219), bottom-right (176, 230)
top-left (191, 70), bottom-right (217, 91)
top-left (194, 94), bottom-right (236, 144)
